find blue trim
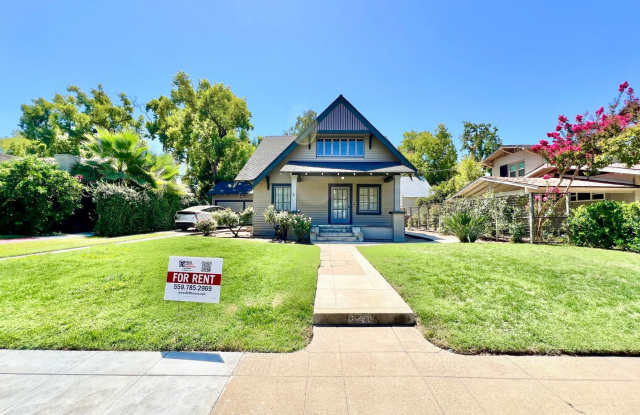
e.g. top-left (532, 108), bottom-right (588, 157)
top-left (356, 184), bottom-right (382, 215)
top-left (271, 183), bottom-right (291, 212)
top-left (328, 183), bottom-right (352, 224)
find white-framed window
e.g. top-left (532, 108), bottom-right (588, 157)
top-left (508, 161), bottom-right (525, 177)
top-left (271, 184), bottom-right (291, 211)
top-left (316, 138), bottom-right (364, 157)
top-left (570, 193), bottom-right (605, 201)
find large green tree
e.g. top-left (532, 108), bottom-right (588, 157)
top-left (285, 109), bottom-right (317, 136)
top-left (460, 121), bottom-right (502, 161)
top-left (399, 124), bottom-right (457, 186)
top-left (19, 85), bottom-right (142, 155)
top-left (145, 72), bottom-right (254, 198)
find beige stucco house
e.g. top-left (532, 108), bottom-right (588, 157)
top-left (235, 95), bottom-right (417, 242)
top-left (454, 144), bottom-right (640, 203)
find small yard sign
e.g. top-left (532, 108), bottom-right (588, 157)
top-left (164, 256), bottom-right (223, 303)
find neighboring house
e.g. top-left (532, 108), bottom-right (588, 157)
top-left (0, 154), bottom-right (17, 163)
top-left (207, 181), bottom-right (253, 212)
top-left (400, 176), bottom-right (431, 209)
top-left (454, 145), bottom-right (640, 203)
top-left (235, 95), bottom-right (417, 242)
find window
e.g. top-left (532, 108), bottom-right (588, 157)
top-left (570, 193), bottom-right (605, 201)
top-left (316, 138), bottom-right (364, 157)
top-left (508, 161), bottom-right (525, 177)
top-left (272, 184), bottom-right (291, 211)
top-left (357, 185), bottom-right (381, 214)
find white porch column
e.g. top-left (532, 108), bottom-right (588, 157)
top-left (290, 174), bottom-right (297, 211)
top-left (393, 174), bottom-right (401, 211)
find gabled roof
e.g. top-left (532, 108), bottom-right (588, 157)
top-left (401, 176), bottom-right (432, 198)
top-left (235, 136), bottom-right (297, 182)
top-left (483, 145), bottom-right (534, 166)
top-left (234, 95), bottom-right (416, 184)
top-left (207, 180), bottom-right (253, 196)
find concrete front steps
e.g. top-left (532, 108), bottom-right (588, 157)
top-left (313, 244), bottom-right (416, 326)
top-left (312, 225), bottom-right (363, 242)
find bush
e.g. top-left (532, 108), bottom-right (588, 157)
top-left (291, 213), bottom-right (312, 242)
top-left (239, 206), bottom-right (254, 226)
top-left (0, 156), bottom-right (82, 235)
top-left (508, 221), bottom-right (526, 243)
top-left (213, 208), bottom-right (243, 237)
top-left (275, 211), bottom-right (292, 241)
top-left (92, 182), bottom-right (188, 236)
top-left (568, 200), bottom-right (626, 249)
top-left (195, 219), bottom-right (216, 236)
top-left (623, 202), bottom-right (640, 252)
top-left (444, 211), bottom-right (486, 243)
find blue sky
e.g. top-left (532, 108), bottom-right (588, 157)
top-left (1, 0), bottom-right (639, 154)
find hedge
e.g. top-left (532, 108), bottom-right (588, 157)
top-left (568, 200), bottom-right (640, 251)
top-left (0, 156), bottom-right (82, 235)
top-left (92, 182), bottom-right (196, 236)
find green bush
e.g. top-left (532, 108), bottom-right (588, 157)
top-left (623, 202), bottom-right (640, 252)
top-left (239, 206), bottom-right (254, 226)
top-left (568, 200), bottom-right (626, 249)
top-left (291, 213), bottom-right (312, 242)
top-left (92, 182), bottom-right (188, 236)
top-left (508, 221), bottom-right (526, 243)
top-left (444, 211), bottom-right (486, 243)
top-left (212, 208), bottom-right (242, 237)
top-left (195, 219), bottom-right (216, 236)
top-left (0, 156), bottom-right (82, 235)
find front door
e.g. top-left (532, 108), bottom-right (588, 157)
top-left (329, 185), bottom-right (351, 224)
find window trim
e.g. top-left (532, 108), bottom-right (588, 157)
top-left (271, 183), bottom-right (291, 212)
top-left (356, 184), bottom-right (382, 215)
top-left (570, 192), bottom-right (605, 202)
top-left (507, 161), bottom-right (525, 177)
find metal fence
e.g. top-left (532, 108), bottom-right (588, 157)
top-left (405, 194), bottom-right (574, 243)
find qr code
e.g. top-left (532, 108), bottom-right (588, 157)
top-left (201, 261), bottom-right (212, 272)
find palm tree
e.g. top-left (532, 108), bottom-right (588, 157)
top-left (72, 129), bottom-right (181, 191)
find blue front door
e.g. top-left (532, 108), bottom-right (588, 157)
top-left (330, 185), bottom-right (351, 224)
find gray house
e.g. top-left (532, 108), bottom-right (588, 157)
top-left (235, 95), bottom-right (417, 242)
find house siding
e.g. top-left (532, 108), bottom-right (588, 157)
top-left (492, 150), bottom-right (544, 177)
top-left (286, 134), bottom-right (396, 162)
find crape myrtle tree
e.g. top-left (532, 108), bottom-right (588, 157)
top-left (145, 72), bottom-right (254, 198)
top-left (529, 81), bottom-right (640, 240)
top-left (19, 85), bottom-right (143, 155)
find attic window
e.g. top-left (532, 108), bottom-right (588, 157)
top-left (508, 161), bottom-right (525, 177)
top-left (317, 138), bottom-right (364, 157)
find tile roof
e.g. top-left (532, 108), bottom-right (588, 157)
top-left (234, 136), bottom-right (297, 181)
top-left (280, 161), bottom-right (414, 174)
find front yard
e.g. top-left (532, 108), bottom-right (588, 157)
top-left (0, 237), bottom-right (319, 352)
top-left (359, 243), bottom-right (640, 355)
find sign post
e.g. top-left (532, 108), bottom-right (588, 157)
top-left (164, 256), bottom-right (223, 303)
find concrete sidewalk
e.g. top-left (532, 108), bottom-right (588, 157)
top-left (313, 244), bottom-right (414, 325)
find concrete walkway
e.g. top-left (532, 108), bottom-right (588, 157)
top-left (314, 244), bottom-right (414, 325)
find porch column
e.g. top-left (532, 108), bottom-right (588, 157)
top-left (290, 174), bottom-right (297, 212)
top-left (392, 174), bottom-right (405, 242)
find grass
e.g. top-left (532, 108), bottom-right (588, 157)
top-left (0, 231), bottom-right (177, 258)
top-left (0, 237), bottom-right (319, 351)
top-left (358, 243), bottom-right (640, 355)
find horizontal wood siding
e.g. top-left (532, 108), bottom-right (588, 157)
top-left (287, 134), bottom-right (396, 162)
top-left (492, 150), bottom-right (545, 177)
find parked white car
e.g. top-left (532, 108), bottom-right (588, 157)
top-left (174, 205), bottom-right (223, 231)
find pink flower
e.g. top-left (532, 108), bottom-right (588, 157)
top-left (595, 106), bottom-right (604, 116)
top-left (575, 114), bottom-right (583, 122)
top-left (539, 139), bottom-right (549, 146)
top-left (543, 174), bottom-right (551, 180)
top-left (619, 81), bottom-right (629, 92)
top-left (558, 115), bottom-right (568, 123)
top-left (535, 195), bottom-right (541, 201)
top-left (543, 196), bottom-right (548, 202)
top-left (628, 87), bottom-right (634, 96)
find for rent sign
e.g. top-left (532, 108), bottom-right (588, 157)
top-left (164, 256), bottom-right (223, 303)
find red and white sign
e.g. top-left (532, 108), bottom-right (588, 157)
top-left (164, 256), bottom-right (223, 303)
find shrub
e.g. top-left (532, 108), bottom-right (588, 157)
top-left (622, 202), bottom-right (640, 252)
top-left (263, 205), bottom-right (277, 233)
top-left (213, 208), bottom-right (243, 237)
top-left (92, 182), bottom-right (187, 236)
top-left (239, 206), bottom-right (254, 226)
top-left (290, 213), bottom-right (312, 242)
top-left (275, 211), bottom-right (292, 241)
top-left (568, 200), bottom-right (626, 249)
top-left (508, 221), bottom-right (526, 243)
top-left (444, 211), bottom-right (486, 243)
top-left (195, 219), bottom-right (216, 236)
top-left (0, 156), bottom-right (82, 235)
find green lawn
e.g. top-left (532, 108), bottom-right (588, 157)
top-left (359, 243), bottom-right (640, 355)
top-left (0, 231), bottom-right (177, 258)
top-left (0, 237), bottom-right (319, 351)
